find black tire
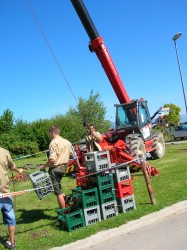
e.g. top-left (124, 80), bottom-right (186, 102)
top-left (127, 137), bottom-right (146, 173)
top-left (151, 133), bottom-right (165, 159)
top-left (79, 142), bottom-right (87, 151)
top-left (128, 137), bottom-right (146, 158)
top-left (78, 138), bottom-right (87, 152)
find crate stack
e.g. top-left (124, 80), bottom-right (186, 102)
top-left (57, 150), bottom-right (136, 231)
top-left (113, 166), bottom-right (136, 213)
top-left (85, 151), bottom-right (118, 220)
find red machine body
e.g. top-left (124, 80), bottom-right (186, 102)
top-left (69, 0), bottom-right (165, 174)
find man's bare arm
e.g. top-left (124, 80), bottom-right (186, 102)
top-left (39, 159), bottom-right (55, 171)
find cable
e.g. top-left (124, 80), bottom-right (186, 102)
top-left (11, 171), bottom-right (17, 209)
top-left (25, 0), bottom-right (78, 105)
top-left (76, 157), bottom-right (144, 179)
top-left (25, 0), bottom-right (101, 135)
top-left (13, 150), bottom-right (48, 161)
top-left (2, 158), bottom-right (138, 199)
top-left (0, 184), bottom-right (54, 199)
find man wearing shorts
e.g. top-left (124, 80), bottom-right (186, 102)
top-left (40, 125), bottom-right (80, 208)
top-left (0, 146), bottom-right (23, 249)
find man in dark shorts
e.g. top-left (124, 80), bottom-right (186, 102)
top-left (0, 146), bottom-right (23, 249)
top-left (40, 125), bottom-right (80, 208)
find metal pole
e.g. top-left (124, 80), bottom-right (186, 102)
top-left (173, 38), bottom-right (187, 114)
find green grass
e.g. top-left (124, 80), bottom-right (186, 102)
top-left (0, 143), bottom-right (187, 250)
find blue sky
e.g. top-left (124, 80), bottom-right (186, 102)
top-left (1, 0), bottom-right (187, 122)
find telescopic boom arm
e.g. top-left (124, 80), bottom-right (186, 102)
top-left (70, 0), bottom-right (131, 104)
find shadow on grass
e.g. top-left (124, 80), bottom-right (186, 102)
top-left (14, 209), bottom-right (62, 235)
top-left (0, 235), bottom-right (7, 248)
top-left (0, 228), bottom-right (9, 249)
top-left (180, 148), bottom-right (187, 151)
top-left (16, 208), bottom-right (56, 224)
top-left (16, 220), bottom-right (59, 235)
top-left (139, 202), bottom-right (154, 205)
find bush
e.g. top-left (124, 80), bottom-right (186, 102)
top-left (31, 119), bottom-right (52, 151)
top-left (0, 133), bottom-right (39, 157)
top-left (153, 126), bottom-right (173, 142)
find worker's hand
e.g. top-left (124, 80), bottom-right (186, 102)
top-left (91, 132), bottom-right (96, 137)
top-left (18, 168), bottom-right (24, 174)
top-left (78, 166), bottom-right (84, 170)
top-left (39, 165), bottom-right (46, 171)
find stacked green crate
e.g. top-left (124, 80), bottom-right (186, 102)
top-left (72, 186), bottom-right (101, 226)
top-left (72, 186), bottom-right (99, 209)
top-left (88, 170), bottom-right (118, 220)
top-left (89, 171), bottom-right (116, 204)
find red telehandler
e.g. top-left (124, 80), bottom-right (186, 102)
top-left (68, 0), bottom-right (165, 175)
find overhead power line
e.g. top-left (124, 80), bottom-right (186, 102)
top-left (25, 0), bottom-right (78, 105)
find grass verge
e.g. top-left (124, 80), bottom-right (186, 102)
top-left (0, 143), bottom-right (187, 250)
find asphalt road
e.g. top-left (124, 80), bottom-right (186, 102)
top-left (166, 140), bottom-right (187, 144)
top-left (87, 209), bottom-right (187, 250)
top-left (51, 200), bottom-right (187, 250)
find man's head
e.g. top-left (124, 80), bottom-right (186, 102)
top-left (49, 125), bottom-right (60, 139)
top-left (89, 124), bottom-right (95, 133)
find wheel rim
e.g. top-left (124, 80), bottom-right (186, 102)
top-left (138, 141), bottom-right (145, 156)
top-left (157, 139), bottom-right (164, 154)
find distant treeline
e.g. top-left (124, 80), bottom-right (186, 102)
top-left (0, 91), bottom-right (111, 157)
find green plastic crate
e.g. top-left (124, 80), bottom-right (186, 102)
top-left (57, 206), bottom-right (85, 232)
top-left (72, 187), bottom-right (99, 209)
top-left (98, 185), bottom-right (116, 204)
top-left (89, 171), bottom-right (114, 188)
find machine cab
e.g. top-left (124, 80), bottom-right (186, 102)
top-left (115, 100), bottom-right (153, 141)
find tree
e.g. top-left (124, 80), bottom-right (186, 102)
top-left (67, 90), bottom-right (111, 138)
top-left (164, 103), bottom-right (181, 126)
top-left (0, 91), bottom-right (112, 155)
top-left (0, 116), bottom-right (39, 156)
top-left (14, 119), bottom-right (36, 142)
top-left (31, 119), bottom-right (52, 151)
top-left (0, 109), bottom-right (14, 134)
top-left (51, 114), bottom-right (83, 143)
top-left (50, 91), bottom-right (111, 144)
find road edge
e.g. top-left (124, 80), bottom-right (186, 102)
top-left (50, 200), bottom-right (187, 250)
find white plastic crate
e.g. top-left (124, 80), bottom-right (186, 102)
top-left (100, 200), bottom-right (118, 220)
top-left (83, 205), bottom-right (101, 226)
top-left (117, 195), bottom-right (136, 213)
top-left (29, 171), bottom-right (54, 200)
top-left (84, 151), bottom-right (113, 172)
top-left (113, 166), bottom-right (131, 183)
